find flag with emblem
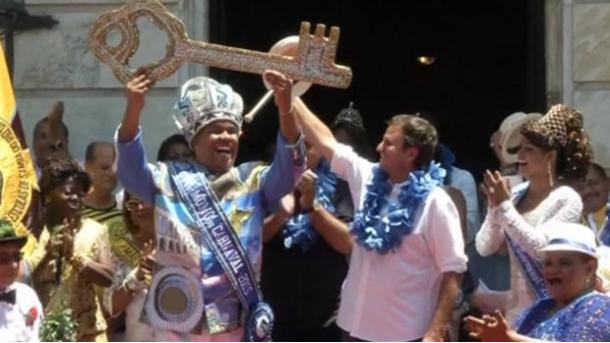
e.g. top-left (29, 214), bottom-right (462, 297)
top-left (0, 44), bottom-right (38, 253)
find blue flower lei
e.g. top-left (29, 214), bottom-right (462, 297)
top-left (351, 162), bottom-right (446, 254)
top-left (283, 161), bottom-right (338, 251)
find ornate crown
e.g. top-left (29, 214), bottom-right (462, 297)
top-left (173, 76), bottom-right (243, 145)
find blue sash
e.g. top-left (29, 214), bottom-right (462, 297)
top-left (506, 183), bottom-right (550, 299)
top-left (168, 161), bottom-right (273, 341)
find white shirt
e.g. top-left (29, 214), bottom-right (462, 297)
top-left (0, 282), bottom-right (43, 342)
top-left (331, 144), bottom-right (468, 341)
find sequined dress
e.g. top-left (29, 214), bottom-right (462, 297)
top-left (515, 291), bottom-right (610, 341)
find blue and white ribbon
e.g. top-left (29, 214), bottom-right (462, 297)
top-left (508, 183), bottom-right (550, 299)
top-left (168, 161), bottom-right (272, 341)
top-left (506, 236), bottom-right (550, 299)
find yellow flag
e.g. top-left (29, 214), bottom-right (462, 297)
top-left (0, 43), bottom-right (37, 247)
top-left (0, 45), bottom-right (16, 123)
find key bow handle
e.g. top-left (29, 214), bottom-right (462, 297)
top-left (88, 0), bottom-right (187, 83)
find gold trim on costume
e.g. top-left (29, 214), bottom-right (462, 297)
top-left (108, 221), bottom-right (142, 269)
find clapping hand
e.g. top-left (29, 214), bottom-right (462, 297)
top-left (278, 193), bottom-right (296, 220)
top-left (61, 217), bottom-right (79, 259)
top-left (296, 170), bottom-right (318, 211)
top-left (464, 310), bottom-right (513, 342)
top-left (482, 170), bottom-right (511, 208)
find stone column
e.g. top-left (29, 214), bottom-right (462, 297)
top-left (546, 0), bottom-right (610, 167)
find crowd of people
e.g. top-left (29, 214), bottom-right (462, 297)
top-left (1, 66), bottom-right (610, 342)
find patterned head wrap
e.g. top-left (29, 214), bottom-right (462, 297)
top-left (523, 104), bottom-right (576, 148)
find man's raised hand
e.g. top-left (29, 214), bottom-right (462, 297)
top-left (263, 69), bottom-right (293, 115)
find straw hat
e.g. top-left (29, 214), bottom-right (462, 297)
top-left (498, 112), bottom-right (542, 164)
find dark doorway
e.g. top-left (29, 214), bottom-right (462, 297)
top-left (209, 0), bottom-right (546, 179)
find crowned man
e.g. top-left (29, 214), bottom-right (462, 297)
top-left (115, 70), bottom-right (303, 341)
top-left (264, 71), bottom-right (467, 341)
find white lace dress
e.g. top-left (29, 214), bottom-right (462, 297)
top-left (475, 185), bottom-right (582, 322)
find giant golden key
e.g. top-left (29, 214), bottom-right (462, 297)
top-left (88, 0), bottom-right (352, 88)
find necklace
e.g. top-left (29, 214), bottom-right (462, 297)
top-left (351, 162), bottom-right (445, 254)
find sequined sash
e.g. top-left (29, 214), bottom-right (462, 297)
top-left (168, 161), bottom-right (273, 341)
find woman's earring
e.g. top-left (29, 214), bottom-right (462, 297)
top-left (547, 161), bottom-right (554, 188)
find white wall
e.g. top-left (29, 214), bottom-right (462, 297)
top-left (547, 0), bottom-right (610, 169)
top-left (16, 0), bottom-right (208, 161)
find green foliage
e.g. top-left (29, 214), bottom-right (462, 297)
top-left (40, 308), bottom-right (78, 342)
top-left (0, 219), bottom-right (17, 239)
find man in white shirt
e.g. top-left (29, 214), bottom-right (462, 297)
top-left (265, 71), bottom-right (467, 341)
top-left (0, 220), bottom-right (43, 342)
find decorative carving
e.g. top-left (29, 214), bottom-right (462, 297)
top-left (88, 0), bottom-right (352, 88)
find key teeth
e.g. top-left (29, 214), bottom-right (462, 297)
top-left (300, 22), bottom-right (311, 36)
top-left (314, 24), bottom-right (326, 38)
top-left (328, 27), bottom-right (340, 43)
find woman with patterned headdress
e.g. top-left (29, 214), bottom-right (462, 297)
top-left (476, 104), bottom-right (593, 322)
top-left (28, 157), bottom-right (113, 341)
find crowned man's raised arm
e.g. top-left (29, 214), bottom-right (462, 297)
top-left (116, 70), bottom-right (156, 203)
top-left (115, 69), bottom-right (303, 207)
top-left (259, 70), bottom-right (303, 207)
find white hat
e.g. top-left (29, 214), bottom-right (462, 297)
top-left (540, 222), bottom-right (598, 258)
top-left (498, 112), bottom-right (542, 164)
top-left (173, 76), bottom-right (243, 146)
